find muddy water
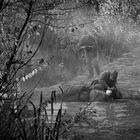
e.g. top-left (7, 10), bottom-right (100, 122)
top-left (44, 99), bottom-right (140, 139)
top-left (67, 100), bottom-right (140, 139)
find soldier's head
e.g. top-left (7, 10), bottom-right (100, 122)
top-left (110, 70), bottom-right (118, 81)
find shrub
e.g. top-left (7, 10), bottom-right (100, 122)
top-left (93, 15), bottom-right (140, 64)
top-left (0, 87), bottom-right (96, 140)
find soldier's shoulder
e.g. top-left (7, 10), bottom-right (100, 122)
top-left (100, 70), bottom-right (110, 76)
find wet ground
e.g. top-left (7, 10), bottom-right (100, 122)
top-left (43, 99), bottom-right (140, 140)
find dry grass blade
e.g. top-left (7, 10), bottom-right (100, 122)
top-left (53, 107), bottom-right (62, 140)
top-left (43, 106), bottom-right (49, 122)
top-left (37, 91), bottom-right (43, 121)
top-left (59, 86), bottom-right (64, 107)
top-left (52, 90), bottom-right (56, 103)
top-left (17, 117), bottom-right (27, 140)
top-left (29, 100), bottom-right (38, 140)
top-left (51, 90), bottom-right (56, 123)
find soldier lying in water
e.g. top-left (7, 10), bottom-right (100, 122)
top-left (91, 70), bottom-right (122, 99)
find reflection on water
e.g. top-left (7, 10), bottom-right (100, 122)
top-left (64, 100), bottom-right (140, 139)
top-left (41, 102), bottom-right (67, 122)
top-left (39, 99), bottom-right (140, 139)
top-left (42, 99), bottom-right (140, 130)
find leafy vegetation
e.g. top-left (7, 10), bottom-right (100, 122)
top-left (1, 0), bottom-right (140, 140)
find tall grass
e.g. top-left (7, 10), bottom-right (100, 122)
top-left (92, 16), bottom-right (140, 66)
top-left (0, 87), bottom-right (96, 140)
top-left (22, 15), bottom-right (140, 86)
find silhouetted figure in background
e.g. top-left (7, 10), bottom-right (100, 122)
top-left (78, 35), bottom-right (100, 77)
